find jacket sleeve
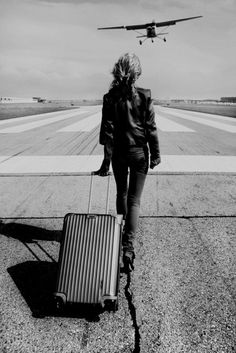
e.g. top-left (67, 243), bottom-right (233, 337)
top-left (145, 95), bottom-right (161, 160)
top-left (99, 94), bottom-right (114, 146)
top-left (98, 94), bottom-right (114, 171)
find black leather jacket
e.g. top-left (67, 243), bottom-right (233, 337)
top-left (99, 85), bottom-right (160, 163)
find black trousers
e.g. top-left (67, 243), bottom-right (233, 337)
top-left (112, 145), bottom-right (149, 252)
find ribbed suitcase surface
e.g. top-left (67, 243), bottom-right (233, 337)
top-left (55, 213), bottom-right (122, 305)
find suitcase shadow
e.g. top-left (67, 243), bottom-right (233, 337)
top-left (3, 222), bottom-right (103, 321)
top-left (0, 221), bottom-right (62, 243)
top-left (7, 260), bottom-right (103, 321)
top-left (8, 260), bottom-right (57, 318)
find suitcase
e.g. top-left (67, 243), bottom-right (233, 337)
top-left (54, 174), bottom-right (123, 311)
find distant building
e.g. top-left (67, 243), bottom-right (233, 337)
top-left (171, 99), bottom-right (185, 103)
top-left (0, 96), bottom-right (38, 103)
top-left (220, 97), bottom-right (236, 103)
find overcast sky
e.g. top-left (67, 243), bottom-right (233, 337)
top-left (0, 0), bottom-right (235, 100)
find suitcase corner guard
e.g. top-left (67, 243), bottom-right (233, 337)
top-left (53, 292), bottom-right (67, 310)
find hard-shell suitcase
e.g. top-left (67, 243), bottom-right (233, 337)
top-left (54, 174), bottom-right (123, 311)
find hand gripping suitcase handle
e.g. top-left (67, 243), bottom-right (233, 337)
top-left (88, 173), bottom-right (111, 214)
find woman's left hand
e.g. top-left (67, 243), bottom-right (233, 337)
top-left (150, 157), bottom-right (161, 169)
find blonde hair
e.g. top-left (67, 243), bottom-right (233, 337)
top-left (111, 53), bottom-right (142, 88)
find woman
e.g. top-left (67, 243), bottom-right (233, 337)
top-left (94, 53), bottom-right (161, 272)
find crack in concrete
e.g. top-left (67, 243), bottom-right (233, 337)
top-left (1, 215), bottom-right (235, 221)
top-left (124, 271), bottom-right (141, 353)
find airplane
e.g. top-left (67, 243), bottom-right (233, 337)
top-left (98, 16), bottom-right (202, 45)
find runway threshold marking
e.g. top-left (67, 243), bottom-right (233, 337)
top-left (161, 107), bottom-right (235, 123)
top-left (1, 107), bottom-right (233, 134)
top-left (58, 112), bottom-right (101, 132)
top-left (159, 107), bottom-right (236, 133)
top-left (0, 110), bottom-right (88, 133)
top-left (0, 108), bottom-right (83, 126)
top-left (59, 110), bottom-right (195, 133)
top-left (155, 115), bottom-right (195, 132)
top-left (0, 155), bottom-right (235, 173)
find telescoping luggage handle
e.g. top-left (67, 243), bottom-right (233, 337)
top-left (87, 173), bottom-right (111, 214)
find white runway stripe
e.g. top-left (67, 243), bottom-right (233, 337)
top-left (59, 109), bottom-right (194, 133)
top-left (159, 108), bottom-right (236, 133)
top-left (161, 107), bottom-right (235, 123)
top-left (157, 155), bottom-right (236, 173)
top-left (0, 155), bottom-right (102, 173)
top-left (155, 116), bottom-right (195, 132)
top-left (0, 155), bottom-right (235, 173)
top-left (0, 108), bottom-right (83, 126)
top-left (58, 112), bottom-right (101, 132)
top-left (0, 110), bottom-right (87, 133)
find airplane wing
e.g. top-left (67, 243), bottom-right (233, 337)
top-left (98, 23), bottom-right (153, 30)
top-left (98, 16), bottom-right (202, 31)
top-left (98, 25), bottom-right (126, 30)
top-left (154, 16), bottom-right (203, 28)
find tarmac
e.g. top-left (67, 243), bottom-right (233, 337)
top-left (0, 172), bottom-right (235, 353)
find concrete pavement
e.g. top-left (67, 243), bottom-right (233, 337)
top-left (0, 105), bottom-right (235, 352)
top-left (0, 173), bottom-right (235, 352)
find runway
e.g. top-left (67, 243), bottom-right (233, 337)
top-left (0, 105), bottom-right (235, 353)
top-left (0, 105), bottom-right (235, 174)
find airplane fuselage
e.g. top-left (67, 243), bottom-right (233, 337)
top-left (147, 26), bottom-right (157, 38)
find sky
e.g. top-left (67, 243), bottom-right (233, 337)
top-left (0, 0), bottom-right (235, 100)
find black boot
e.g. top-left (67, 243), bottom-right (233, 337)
top-left (123, 250), bottom-right (135, 273)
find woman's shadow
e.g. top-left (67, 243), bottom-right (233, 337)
top-left (1, 222), bottom-right (102, 321)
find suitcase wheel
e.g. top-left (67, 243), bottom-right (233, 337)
top-left (55, 298), bottom-right (64, 311)
top-left (54, 297), bottom-right (64, 311)
top-left (54, 293), bottom-right (66, 312)
top-left (105, 299), bottom-right (118, 312)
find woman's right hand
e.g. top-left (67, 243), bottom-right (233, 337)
top-left (92, 168), bottom-right (111, 177)
top-left (92, 158), bottom-right (111, 176)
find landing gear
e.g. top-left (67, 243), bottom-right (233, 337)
top-left (138, 37), bottom-right (148, 45)
top-left (105, 299), bottom-right (118, 312)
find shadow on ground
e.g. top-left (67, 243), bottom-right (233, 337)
top-left (2, 222), bottom-right (104, 322)
top-left (0, 221), bottom-right (62, 243)
top-left (7, 261), bottom-right (103, 321)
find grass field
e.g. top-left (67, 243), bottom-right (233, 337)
top-left (1, 101), bottom-right (236, 121)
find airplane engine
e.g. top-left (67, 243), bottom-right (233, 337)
top-left (147, 26), bottom-right (156, 38)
